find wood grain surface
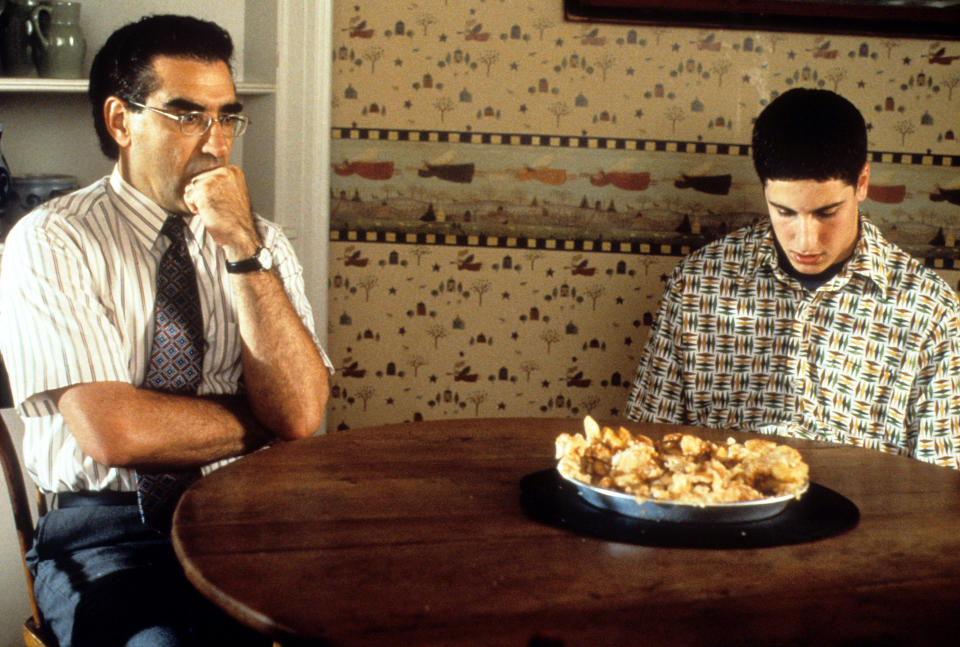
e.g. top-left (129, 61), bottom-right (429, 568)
top-left (171, 418), bottom-right (960, 646)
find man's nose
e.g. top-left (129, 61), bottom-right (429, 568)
top-left (796, 215), bottom-right (820, 250)
top-left (201, 120), bottom-right (231, 158)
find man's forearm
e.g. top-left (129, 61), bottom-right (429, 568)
top-left (231, 269), bottom-right (330, 439)
top-left (55, 382), bottom-right (272, 471)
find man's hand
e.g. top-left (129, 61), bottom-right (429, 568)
top-left (183, 166), bottom-right (260, 261)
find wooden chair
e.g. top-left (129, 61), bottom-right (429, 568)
top-left (0, 412), bottom-right (58, 647)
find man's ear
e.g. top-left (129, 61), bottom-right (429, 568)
top-left (854, 162), bottom-right (870, 202)
top-left (103, 96), bottom-right (132, 149)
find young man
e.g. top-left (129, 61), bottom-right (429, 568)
top-left (0, 15), bottom-right (332, 646)
top-left (626, 88), bottom-right (960, 469)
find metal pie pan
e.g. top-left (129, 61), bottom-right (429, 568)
top-left (558, 468), bottom-right (808, 523)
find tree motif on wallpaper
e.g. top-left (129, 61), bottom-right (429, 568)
top-left (333, 2), bottom-right (957, 150)
top-left (327, 1), bottom-right (960, 431)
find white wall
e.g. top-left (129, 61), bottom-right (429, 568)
top-left (0, 408), bottom-right (34, 647)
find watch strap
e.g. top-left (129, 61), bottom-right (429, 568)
top-left (226, 247), bottom-right (266, 273)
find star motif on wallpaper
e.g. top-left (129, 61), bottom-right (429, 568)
top-left (511, 62), bottom-right (519, 70)
top-left (858, 80), bottom-right (866, 88)
top-left (404, 100), bottom-right (413, 108)
top-left (389, 287), bottom-right (397, 294)
top-left (519, 104), bottom-right (528, 113)
top-left (902, 56), bottom-right (911, 64)
top-left (429, 375), bottom-right (438, 383)
top-left (671, 43), bottom-right (680, 51)
top-left (498, 402), bottom-right (506, 410)
top-left (742, 74), bottom-right (750, 83)
top-left (439, 33), bottom-right (447, 42)
top-left (386, 397), bottom-right (394, 405)
top-left (788, 50), bottom-right (796, 59)
top-left (398, 327), bottom-right (406, 335)
top-left (555, 38), bottom-right (563, 46)
top-left (634, 109), bottom-right (643, 119)
top-left (610, 408), bottom-right (620, 416)
top-left (626, 67), bottom-right (635, 75)
top-left (502, 291), bottom-right (510, 299)
top-left (432, 263), bottom-right (441, 271)
top-left (546, 268), bottom-right (555, 276)
top-left (542, 380), bottom-right (551, 387)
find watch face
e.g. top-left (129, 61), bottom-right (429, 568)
top-left (257, 246), bottom-right (274, 271)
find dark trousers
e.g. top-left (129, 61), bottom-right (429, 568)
top-left (27, 502), bottom-right (271, 647)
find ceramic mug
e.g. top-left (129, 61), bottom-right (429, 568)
top-left (30, 0), bottom-right (84, 78)
top-left (0, 0), bottom-right (41, 77)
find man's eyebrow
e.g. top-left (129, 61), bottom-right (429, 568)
top-left (162, 98), bottom-right (244, 114)
top-left (768, 199), bottom-right (845, 214)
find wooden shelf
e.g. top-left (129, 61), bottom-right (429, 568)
top-left (0, 77), bottom-right (275, 95)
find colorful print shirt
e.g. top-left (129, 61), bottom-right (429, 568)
top-left (626, 218), bottom-right (960, 469)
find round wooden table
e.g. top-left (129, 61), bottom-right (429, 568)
top-left (171, 417), bottom-right (960, 646)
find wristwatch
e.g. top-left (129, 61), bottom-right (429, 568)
top-left (226, 246), bottom-right (273, 273)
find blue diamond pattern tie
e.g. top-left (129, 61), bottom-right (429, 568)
top-left (137, 215), bottom-right (204, 533)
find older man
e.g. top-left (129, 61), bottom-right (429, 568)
top-left (0, 15), bottom-right (332, 646)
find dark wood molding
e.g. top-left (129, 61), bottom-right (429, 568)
top-left (564, 0), bottom-right (960, 39)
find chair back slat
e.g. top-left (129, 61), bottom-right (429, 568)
top-left (0, 413), bottom-right (44, 627)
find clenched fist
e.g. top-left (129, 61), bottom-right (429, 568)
top-left (184, 166), bottom-right (260, 261)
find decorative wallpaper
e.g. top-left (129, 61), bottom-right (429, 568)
top-left (326, 0), bottom-right (960, 431)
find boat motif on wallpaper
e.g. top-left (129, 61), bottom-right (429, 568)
top-left (566, 254), bottom-right (597, 276)
top-left (867, 172), bottom-right (907, 204)
top-left (463, 21), bottom-right (490, 42)
top-left (456, 250), bottom-right (483, 271)
top-left (453, 361), bottom-right (479, 382)
top-left (930, 178), bottom-right (960, 206)
top-left (566, 366), bottom-right (592, 388)
top-left (516, 153), bottom-right (570, 185)
top-left (810, 39), bottom-right (838, 59)
top-left (341, 356), bottom-right (367, 378)
top-left (335, 148), bottom-right (395, 180)
top-left (693, 33), bottom-right (721, 51)
top-left (924, 44), bottom-right (960, 66)
top-left (674, 163), bottom-right (733, 195)
top-left (589, 157), bottom-right (651, 191)
top-left (347, 17), bottom-right (374, 39)
top-left (418, 150), bottom-right (475, 184)
top-left (341, 245), bottom-right (370, 267)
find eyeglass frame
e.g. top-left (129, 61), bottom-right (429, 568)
top-left (124, 99), bottom-right (250, 138)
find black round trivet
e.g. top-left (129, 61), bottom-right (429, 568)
top-left (520, 469), bottom-right (859, 549)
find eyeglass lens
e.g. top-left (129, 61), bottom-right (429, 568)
top-left (180, 113), bottom-right (248, 137)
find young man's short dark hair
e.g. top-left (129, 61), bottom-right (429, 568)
top-left (751, 88), bottom-right (867, 188)
top-left (88, 14), bottom-right (234, 159)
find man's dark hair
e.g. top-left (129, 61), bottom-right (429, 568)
top-left (751, 88), bottom-right (867, 187)
top-left (89, 15), bottom-right (234, 159)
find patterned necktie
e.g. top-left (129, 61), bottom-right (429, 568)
top-left (137, 215), bottom-right (204, 533)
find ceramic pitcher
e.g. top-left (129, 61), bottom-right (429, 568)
top-left (0, 0), bottom-right (40, 76)
top-left (30, 0), bottom-right (84, 78)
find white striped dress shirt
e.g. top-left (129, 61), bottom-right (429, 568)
top-left (0, 167), bottom-right (332, 493)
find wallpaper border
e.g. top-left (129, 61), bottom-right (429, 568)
top-left (332, 127), bottom-right (960, 168)
top-left (331, 126), bottom-right (960, 270)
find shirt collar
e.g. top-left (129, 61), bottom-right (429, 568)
top-left (107, 166), bottom-right (203, 251)
top-left (755, 217), bottom-right (891, 297)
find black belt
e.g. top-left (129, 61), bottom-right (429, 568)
top-left (55, 491), bottom-right (139, 509)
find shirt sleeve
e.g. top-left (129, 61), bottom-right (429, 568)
top-left (625, 265), bottom-right (688, 424)
top-left (0, 217), bottom-right (133, 417)
top-left (257, 217), bottom-right (335, 374)
top-left (909, 315), bottom-right (960, 469)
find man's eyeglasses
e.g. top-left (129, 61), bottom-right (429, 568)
top-left (125, 100), bottom-right (250, 138)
